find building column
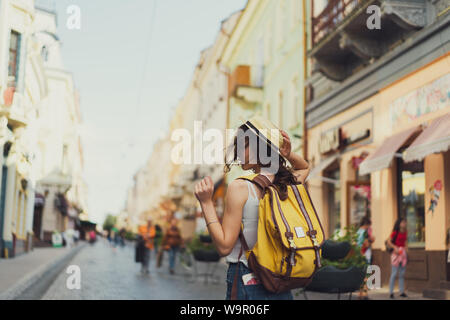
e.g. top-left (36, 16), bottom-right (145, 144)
top-left (424, 153), bottom-right (447, 251)
top-left (2, 164), bottom-right (17, 257)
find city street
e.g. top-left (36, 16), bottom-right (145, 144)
top-left (0, 238), bottom-right (429, 300)
top-left (40, 239), bottom-right (228, 300)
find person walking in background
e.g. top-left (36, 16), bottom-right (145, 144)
top-left (162, 218), bottom-right (183, 275)
top-left (138, 219), bottom-right (156, 275)
top-left (387, 217), bottom-right (408, 299)
top-left (119, 228), bottom-right (126, 247)
top-left (356, 216), bottom-right (375, 300)
top-left (154, 224), bottom-right (163, 254)
top-left (112, 226), bottom-right (120, 249)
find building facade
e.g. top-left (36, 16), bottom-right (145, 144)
top-left (0, 1), bottom-right (87, 257)
top-left (305, 0), bottom-right (450, 295)
top-left (220, 0), bottom-right (308, 183)
top-left (31, 7), bottom-right (87, 246)
top-left (0, 0), bottom-right (46, 258)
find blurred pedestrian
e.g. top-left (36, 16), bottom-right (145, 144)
top-left (356, 216), bottom-right (375, 300)
top-left (119, 228), bottom-right (126, 247)
top-left (89, 230), bottom-right (97, 244)
top-left (138, 219), bottom-right (156, 275)
top-left (162, 218), bottom-right (183, 275)
top-left (154, 224), bottom-right (163, 254)
top-left (387, 217), bottom-right (408, 299)
top-left (112, 226), bottom-right (120, 248)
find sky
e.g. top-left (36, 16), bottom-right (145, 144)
top-left (36, 0), bottom-right (247, 225)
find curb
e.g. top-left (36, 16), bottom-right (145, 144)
top-left (0, 242), bottom-right (87, 300)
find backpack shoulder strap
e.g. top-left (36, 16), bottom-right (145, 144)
top-left (238, 174), bottom-right (272, 194)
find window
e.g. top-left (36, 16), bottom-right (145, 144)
top-left (325, 166), bottom-right (341, 237)
top-left (8, 31), bottom-right (21, 85)
top-left (289, 77), bottom-right (300, 128)
top-left (396, 157), bottom-right (425, 247)
top-left (265, 19), bottom-right (273, 64)
top-left (278, 91), bottom-right (284, 128)
top-left (277, 0), bottom-right (287, 46)
top-left (290, 0), bottom-right (301, 28)
top-left (41, 45), bottom-right (49, 62)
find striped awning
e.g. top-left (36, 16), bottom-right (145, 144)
top-left (359, 126), bottom-right (422, 175)
top-left (403, 112), bottom-right (450, 162)
top-left (306, 154), bottom-right (340, 182)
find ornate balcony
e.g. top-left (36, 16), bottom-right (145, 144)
top-left (310, 0), bottom-right (427, 81)
top-left (228, 65), bottom-right (263, 105)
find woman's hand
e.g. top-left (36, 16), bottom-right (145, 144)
top-left (194, 176), bottom-right (215, 204)
top-left (280, 130), bottom-right (292, 159)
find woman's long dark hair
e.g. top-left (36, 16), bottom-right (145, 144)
top-left (392, 217), bottom-right (406, 233)
top-left (224, 124), bottom-right (297, 200)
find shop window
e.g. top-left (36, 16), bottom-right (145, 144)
top-left (8, 30), bottom-right (21, 85)
top-left (347, 182), bottom-right (371, 227)
top-left (396, 157), bottom-right (425, 247)
top-left (325, 167), bottom-right (341, 237)
top-left (348, 153), bottom-right (371, 226)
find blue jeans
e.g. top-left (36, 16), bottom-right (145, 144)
top-left (389, 264), bottom-right (406, 294)
top-left (226, 263), bottom-right (293, 300)
top-left (168, 246), bottom-right (179, 271)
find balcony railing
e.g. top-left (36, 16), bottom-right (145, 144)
top-left (228, 65), bottom-right (250, 96)
top-left (312, 0), bottom-right (366, 45)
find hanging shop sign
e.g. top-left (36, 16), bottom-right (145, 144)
top-left (319, 127), bottom-right (341, 155)
top-left (319, 110), bottom-right (373, 155)
top-left (340, 110), bottom-right (373, 149)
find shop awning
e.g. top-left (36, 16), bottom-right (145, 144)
top-left (34, 193), bottom-right (45, 207)
top-left (306, 154), bottom-right (340, 182)
top-left (359, 126), bottom-right (422, 176)
top-left (403, 112), bottom-right (450, 162)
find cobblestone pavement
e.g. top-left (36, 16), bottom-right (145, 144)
top-left (41, 239), bottom-right (228, 300)
top-left (40, 239), bottom-right (430, 300)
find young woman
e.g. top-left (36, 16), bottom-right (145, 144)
top-left (387, 217), bottom-right (408, 299)
top-left (194, 121), bottom-right (310, 300)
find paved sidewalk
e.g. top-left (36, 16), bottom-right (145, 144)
top-left (0, 242), bottom-right (86, 299)
top-left (294, 287), bottom-right (430, 300)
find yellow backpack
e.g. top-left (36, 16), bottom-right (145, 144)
top-left (237, 173), bottom-right (325, 294)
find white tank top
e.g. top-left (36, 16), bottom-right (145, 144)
top-left (226, 180), bottom-right (260, 267)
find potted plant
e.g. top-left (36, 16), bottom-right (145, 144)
top-left (305, 225), bottom-right (368, 294)
top-left (187, 233), bottom-right (220, 262)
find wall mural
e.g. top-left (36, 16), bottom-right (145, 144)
top-left (428, 180), bottom-right (442, 215)
top-left (390, 73), bottom-right (450, 129)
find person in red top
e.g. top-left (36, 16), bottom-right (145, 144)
top-left (387, 217), bottom-right (408, 299)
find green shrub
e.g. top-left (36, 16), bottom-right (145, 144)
top-left (186, 232), bottom-right (217, 252)
top-left (321, 225), bottom-right (369, 270)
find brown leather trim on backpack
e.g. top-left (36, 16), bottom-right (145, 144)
top-left (291, 185), bottom-right (322, 268)
top-left (251, 174), bottom-right (272, 194)
top-left (303, 185), bottom-right (326, 241)
top-left (247, 251), bottom-right (314, 294)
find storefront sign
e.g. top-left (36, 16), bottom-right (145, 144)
top-left (319, 128), bottom-right (341, 154)
top-left (428, 180), bottom-right (442, 214)
top-left (390, 73), bottom-right (450, 129)
top-left (340, 110), bottom-right (373, 149)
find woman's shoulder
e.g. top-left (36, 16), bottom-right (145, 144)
top-left (228, 178), bottom-right (249, 190)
